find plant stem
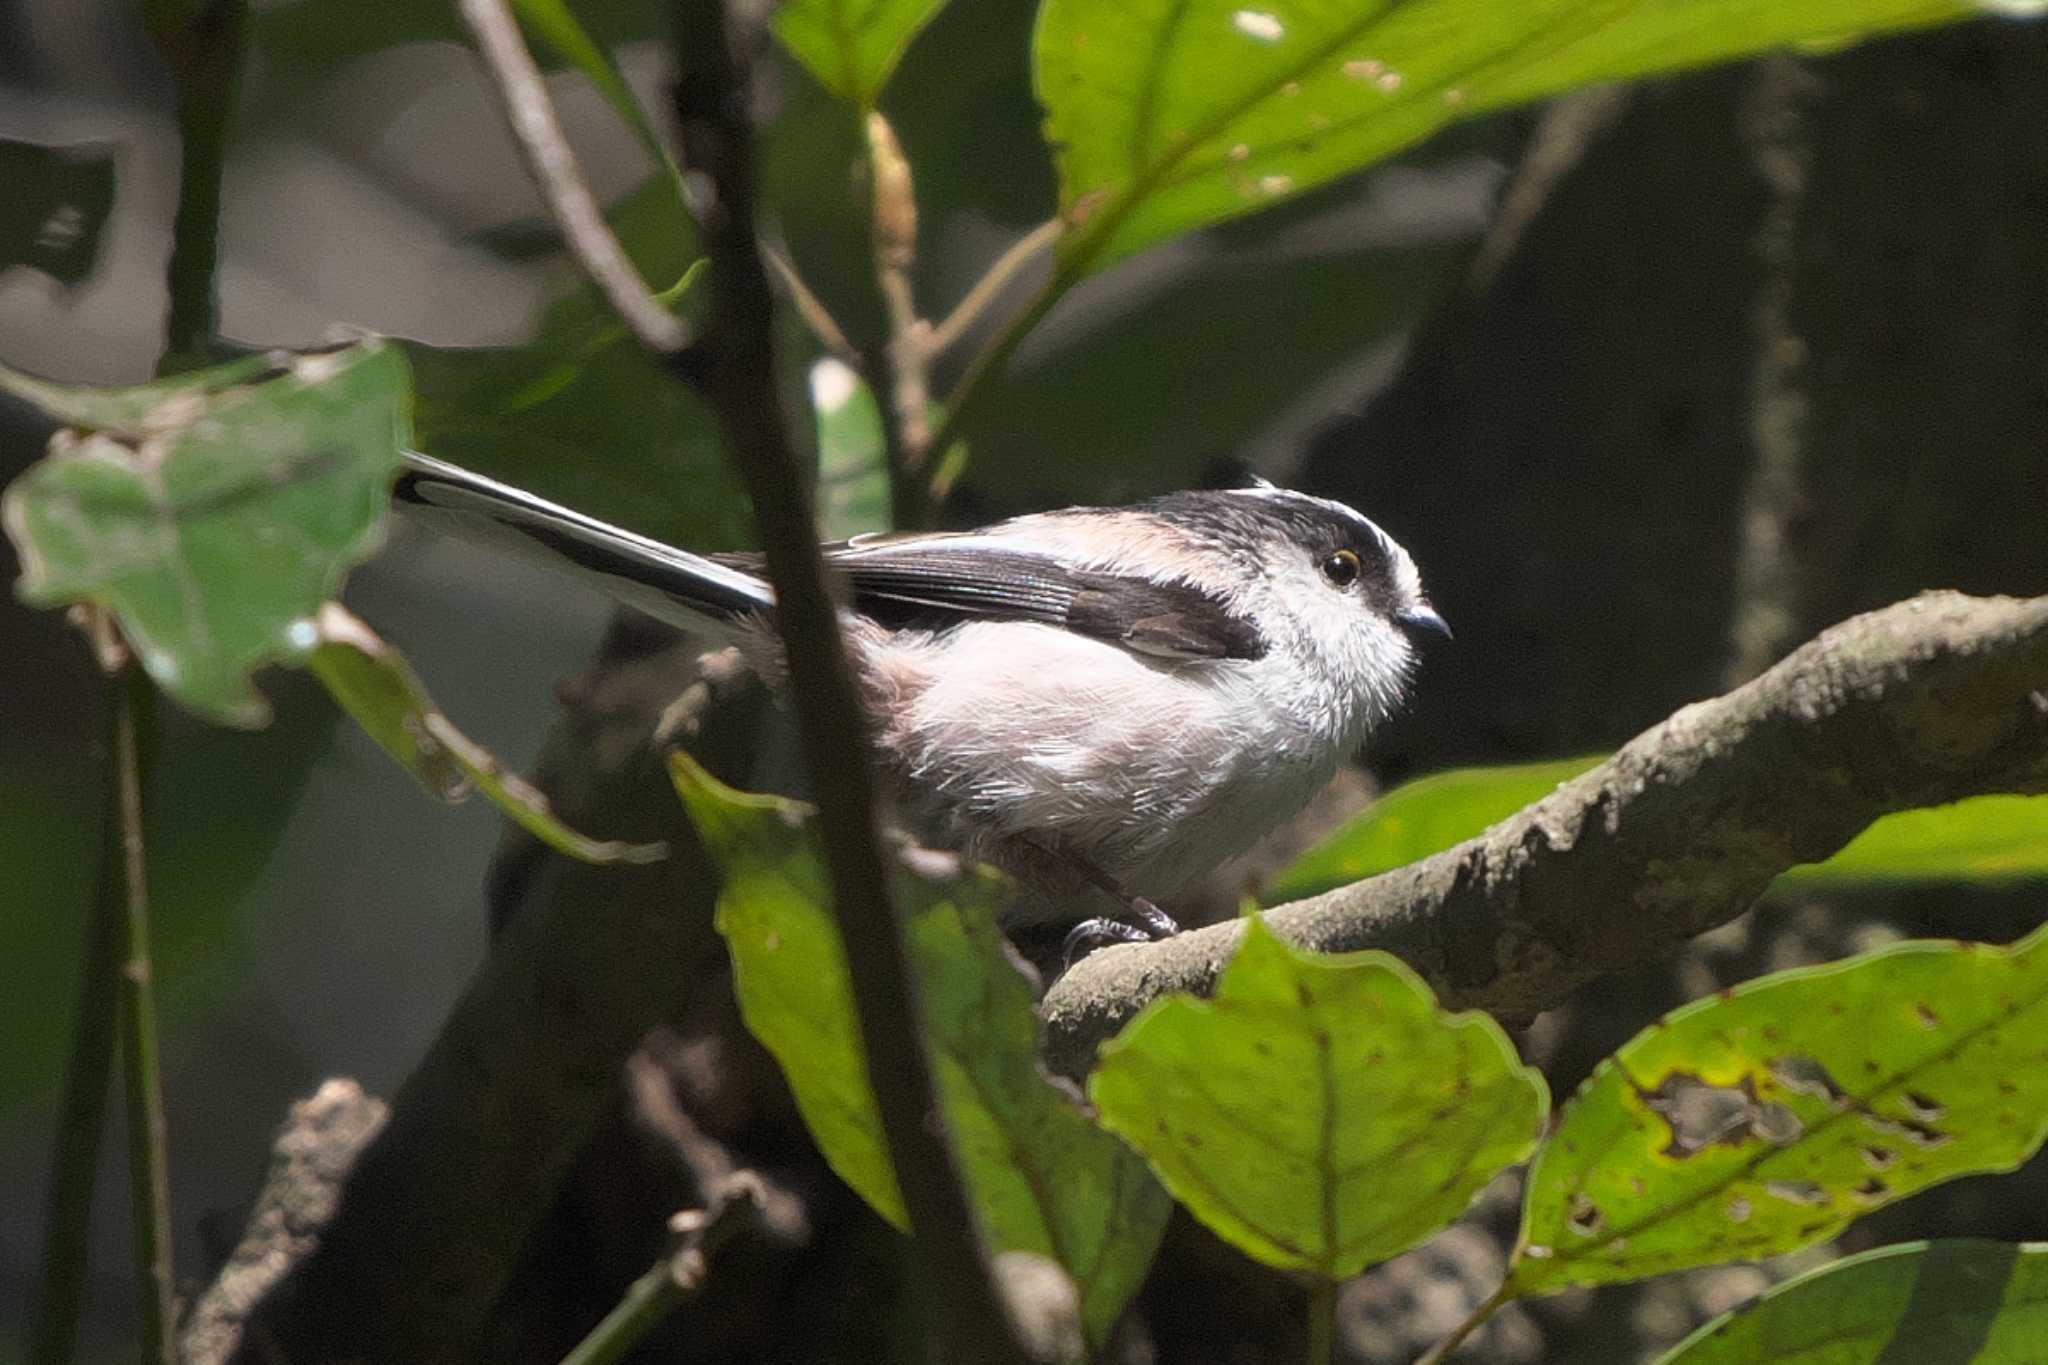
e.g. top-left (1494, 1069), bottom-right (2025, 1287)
top-left (154, 0), bottom-right (247, 364)
top-left (1305, 1279), bottom-right (1337, 1365)
top-left (559, 1256), bottom-right (685, 1365)
top-left (1414, 1281), bottom-right (1511, 1365)
top-left (863, 111), bottom-right (932, 528)
top-left (558, 1178), bottom-right (763, 1365)
top-left (23, 676), bottom-right (130, 1365)
top-left (97, 617), bottom-right (176, 1365)
top-left (664, 5), bottom-right (1031, 1361)
top-left (925, 217), bottom-right (1063, 360)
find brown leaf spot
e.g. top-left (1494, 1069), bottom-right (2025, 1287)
top-left (1567, 1194), bottom-right (1602, 1237)
top-left (1726, 1195), bottom-right (1752, 1223)
top-left (1915, 1002), bottom-right (1943, 1030)
top-left (1862, 1145), bottom-right (1897, 1171)
top-left (1903, 1091), bottom-right (1946, 1122)
top-left (1852, 1177), bottom-right (1889, 1203)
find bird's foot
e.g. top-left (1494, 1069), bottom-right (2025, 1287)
top-left (1061, 897), bottom-right (1182, 967)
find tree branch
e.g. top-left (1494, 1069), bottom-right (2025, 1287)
top-left (665, 5), bottom-right (1030, 1360)
top-left (1042, 590), bottom-right (2048, 1080)
top-left (457, 0), bottom-right (690, 354)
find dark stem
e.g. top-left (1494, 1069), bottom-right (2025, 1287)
top-left (23, 662), bottom-right (129, 1365)
top-left (158, 0), bottom-right (246, 363)
top-left (664, 4), bottom-right (1029, 1361)
top-left (1305, 1279), bottom-right (1336, 1365)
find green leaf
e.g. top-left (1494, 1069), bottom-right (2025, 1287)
top-left (0, 352), bottom-right (276, 438)
top-left (809, 358), bottom-right (892, 538)
top-left (308, 604), bottom-right (664, 866)
top-left (404, 181), bottom-right (743, 550)
top-left (776, 0), bottom-right (952, 107)
top-left (1657, 1239), bottom-right (2048, 1365)
top-left (1513, 925), bottom-right (2048, 1296)
top-left (1269, 759), bottom-right (2048, 905)
top-left (1091, 915), bottom-right (1548, 1278)
top-left (671, 755), bottom-right (1172, 1346)
top-left (2, 343), bottom-right (410, 725)
top-left (1781, 796), bottom-right (2048, 886)
top-left (1035, 0), bottom-right (1973, 272)
top-left (1265, 756), bottom-right (1602, 903)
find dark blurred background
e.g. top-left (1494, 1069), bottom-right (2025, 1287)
top-left (2, 0), bottom-right (2046, 1360)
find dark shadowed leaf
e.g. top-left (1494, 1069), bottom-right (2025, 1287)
top-left (308, 604), bottom-right (663, 865)
top-left (1035, 0), bottom-right (1973, 272)
top-left (2, 343), bottom-right (409, 725)
top-left (0, 137), bottom-right (117, 287)
top-left (403, 181), bottom-right (743, 550)
top-left (671, 755), bottom-right (1172, 1346)
top-left (1091, 915), bottom-right (1547, 1278)
top-left (1513, 925), bottom-right (2048, 1296)
top-left (776, 0), bottom-right (953, 107)
top-left (1657, 1239), bottom-right (2048, 1365)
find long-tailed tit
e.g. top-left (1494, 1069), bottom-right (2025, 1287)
top-left (394, 452), bottom-right (1447, 954)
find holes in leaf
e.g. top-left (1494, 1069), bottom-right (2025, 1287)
top-left (1643, 1071), bottom-right (1803, 1157)
top-left (1771, 1054), bottom-right (1849, 1108)
top-left (1763, 1179), bottom-right (1830, 1207)
top-left (1567, 1194), bottom-right (1602, 1237)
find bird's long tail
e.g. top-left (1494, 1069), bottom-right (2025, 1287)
top-left (392, 450), bottom-right (775, 635)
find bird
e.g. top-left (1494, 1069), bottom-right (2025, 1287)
top-left (394, 451), bottom-right (1447, 954)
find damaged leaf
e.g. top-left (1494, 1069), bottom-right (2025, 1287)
top-left (1658, 1238), bottom-right (2048, 1364)
top-left (670, 755), bottom-right (1171, 1348)
top-left (310, 604), bottom-right (664, 866)
top-left (1514, 924), bottom-right (2048, 1296)
top-left (1090, 915), bottom-right (1548, 1278)
top-left (2, 343), bottom-right (407, 725)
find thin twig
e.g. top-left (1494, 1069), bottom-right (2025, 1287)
top-left (458, 0), bottom-right (690, 353)
top-left (1413, 1281), bottom-right (1512, 1365)
top-left (664, 4), bottom-right (1030, 1361)
top-left (1305, 1279), bottom-right (1337, 1365)
top-left (24, 638), bottom-right (128, 1365)
top-left (863, 112), bottom-right (932, 526)
top-left (926, 218), bottom-right (1064, 360)
top-left (765, 244), bottom-right (860, 365)
top-left (557, 1175), bottom-right (764, 1365)
top-left (94, 615), bottom-right (177, 1365)
top-left (923, 259), bottom-right (1077, 508)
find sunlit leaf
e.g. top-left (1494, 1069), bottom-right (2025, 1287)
top-left (1265, 756), bottom-right (1601, 903)
top-left (671, 755), bottom-right (1172, 1346)
top-left (308, 604), bottom-right (663, 865)
top-left (1091, 915), bottom-right (1547, 1278)
top-left (1036, 0), bottom-right (1973, 272)
top-left (776, 0), bottom-right (952, 107)
top-left (1270, 759), bottom-right (2048, 905)
top-left (1513, 925), bottom-right (2048, 1296)
top-left (1657, 1239), bottom-right (2048, 1365)
top-left (2, 343), bottom-right (409, 725)
top-left (810, 357), bottom-right (891, 539)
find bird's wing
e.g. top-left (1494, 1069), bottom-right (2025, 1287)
top-left (715, 537), bottom-right (1265, 660)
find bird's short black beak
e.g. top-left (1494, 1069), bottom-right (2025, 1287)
top-left (1396, 604), bottom-right (1452, 642)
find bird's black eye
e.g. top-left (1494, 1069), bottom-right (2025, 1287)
top-left (1320, 549), bottom-right (1361, 588)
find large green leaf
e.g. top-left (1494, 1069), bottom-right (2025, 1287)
top-left (776, 0), bottom-right (952, 107)
top-left (307, 604), bottom-right (664, 866)
top-left (1513, 925), bottom-right (2048, 1296)
top-left (1035, 0), bottom-right (1973, 272)
top-left (809, 358), bottom-right (892, 539)
top-left (1091, 915), bottom-right (1547, 1278)
top-left (1269, 758), bottom-right (2048, 904)
top-left (670, 756), bottom-right (1172, 1347)
top-left (1657, 1239), bottom-right (2048, 1365)
top-left (3, 343), bottom-right (409, 725)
